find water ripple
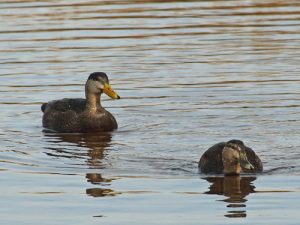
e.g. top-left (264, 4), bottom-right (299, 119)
top-left (0, 0), bottom-right (300, 177)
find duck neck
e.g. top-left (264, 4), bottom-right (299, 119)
top-left (223, 161), bottom-right (241, 175)
top-left (85, 89), bottom-right (102, 112)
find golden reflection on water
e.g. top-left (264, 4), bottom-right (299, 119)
top-left (203, 176), bottom-right (256, 218)
top-left (44, 132), bottom-right (112, 167)
top-left (0, 0), bottom-right (299, 178)
top-left (1, 0), bottom-right (300, 223)
top-left (44, 131), bottom-right (120, 197)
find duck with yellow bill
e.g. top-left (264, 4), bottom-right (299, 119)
top-left (41, 72), bottom-right (120, 133)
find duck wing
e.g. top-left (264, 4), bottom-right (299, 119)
top-left (41, 98), bottom-right (86, 132)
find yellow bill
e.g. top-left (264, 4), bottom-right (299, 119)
top-left (103, 83), bottom-right (120, 99)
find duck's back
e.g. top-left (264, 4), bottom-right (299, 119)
top-left (199, 142), bottom-right (225, 174)
top-left (198, 142), bottom-right (263, 174)
top-left (42, 98), bottom-right (86, 113)
top-left (42, 98), bottom-right (86, 132)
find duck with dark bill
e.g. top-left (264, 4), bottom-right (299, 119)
top-left (199, 140), bottom-right (263, 175)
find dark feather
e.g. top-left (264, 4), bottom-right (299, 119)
top-left (199, 142), bottom-right (263, 174)
top-left (41, 98), bottom-right (117, 133)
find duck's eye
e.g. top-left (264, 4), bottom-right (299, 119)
top-left (227, 143), bottom-right (238, 150)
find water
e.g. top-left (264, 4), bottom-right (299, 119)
top-left (1, 0), bottom-right (300, 224)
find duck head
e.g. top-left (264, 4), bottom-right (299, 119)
top-left (85, 72), bottom-right (120, 99)
top-left (222, 140), bottom-right (254, 175)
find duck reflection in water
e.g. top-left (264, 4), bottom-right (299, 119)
top-left (44, 131), bottom-right (118, 197)
top-left (86, 173), bottom-right (117, 197)
top-left (203, 176), bottom-right (256, 218)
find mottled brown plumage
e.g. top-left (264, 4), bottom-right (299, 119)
top-left (41, 72), bottom-right (120, 133)
top-left (199, 140), bottom-right (263, 174)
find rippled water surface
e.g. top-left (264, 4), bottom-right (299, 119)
top-left (1, 0), bottom-right (300, 224)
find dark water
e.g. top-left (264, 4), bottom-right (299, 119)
top-left (1, 0), bottom-right (300, 224)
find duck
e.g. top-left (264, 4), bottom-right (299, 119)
top-left (199, 140), bottom-right (263, 175)
top-left (41, 72), bottom-right (120, 133)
